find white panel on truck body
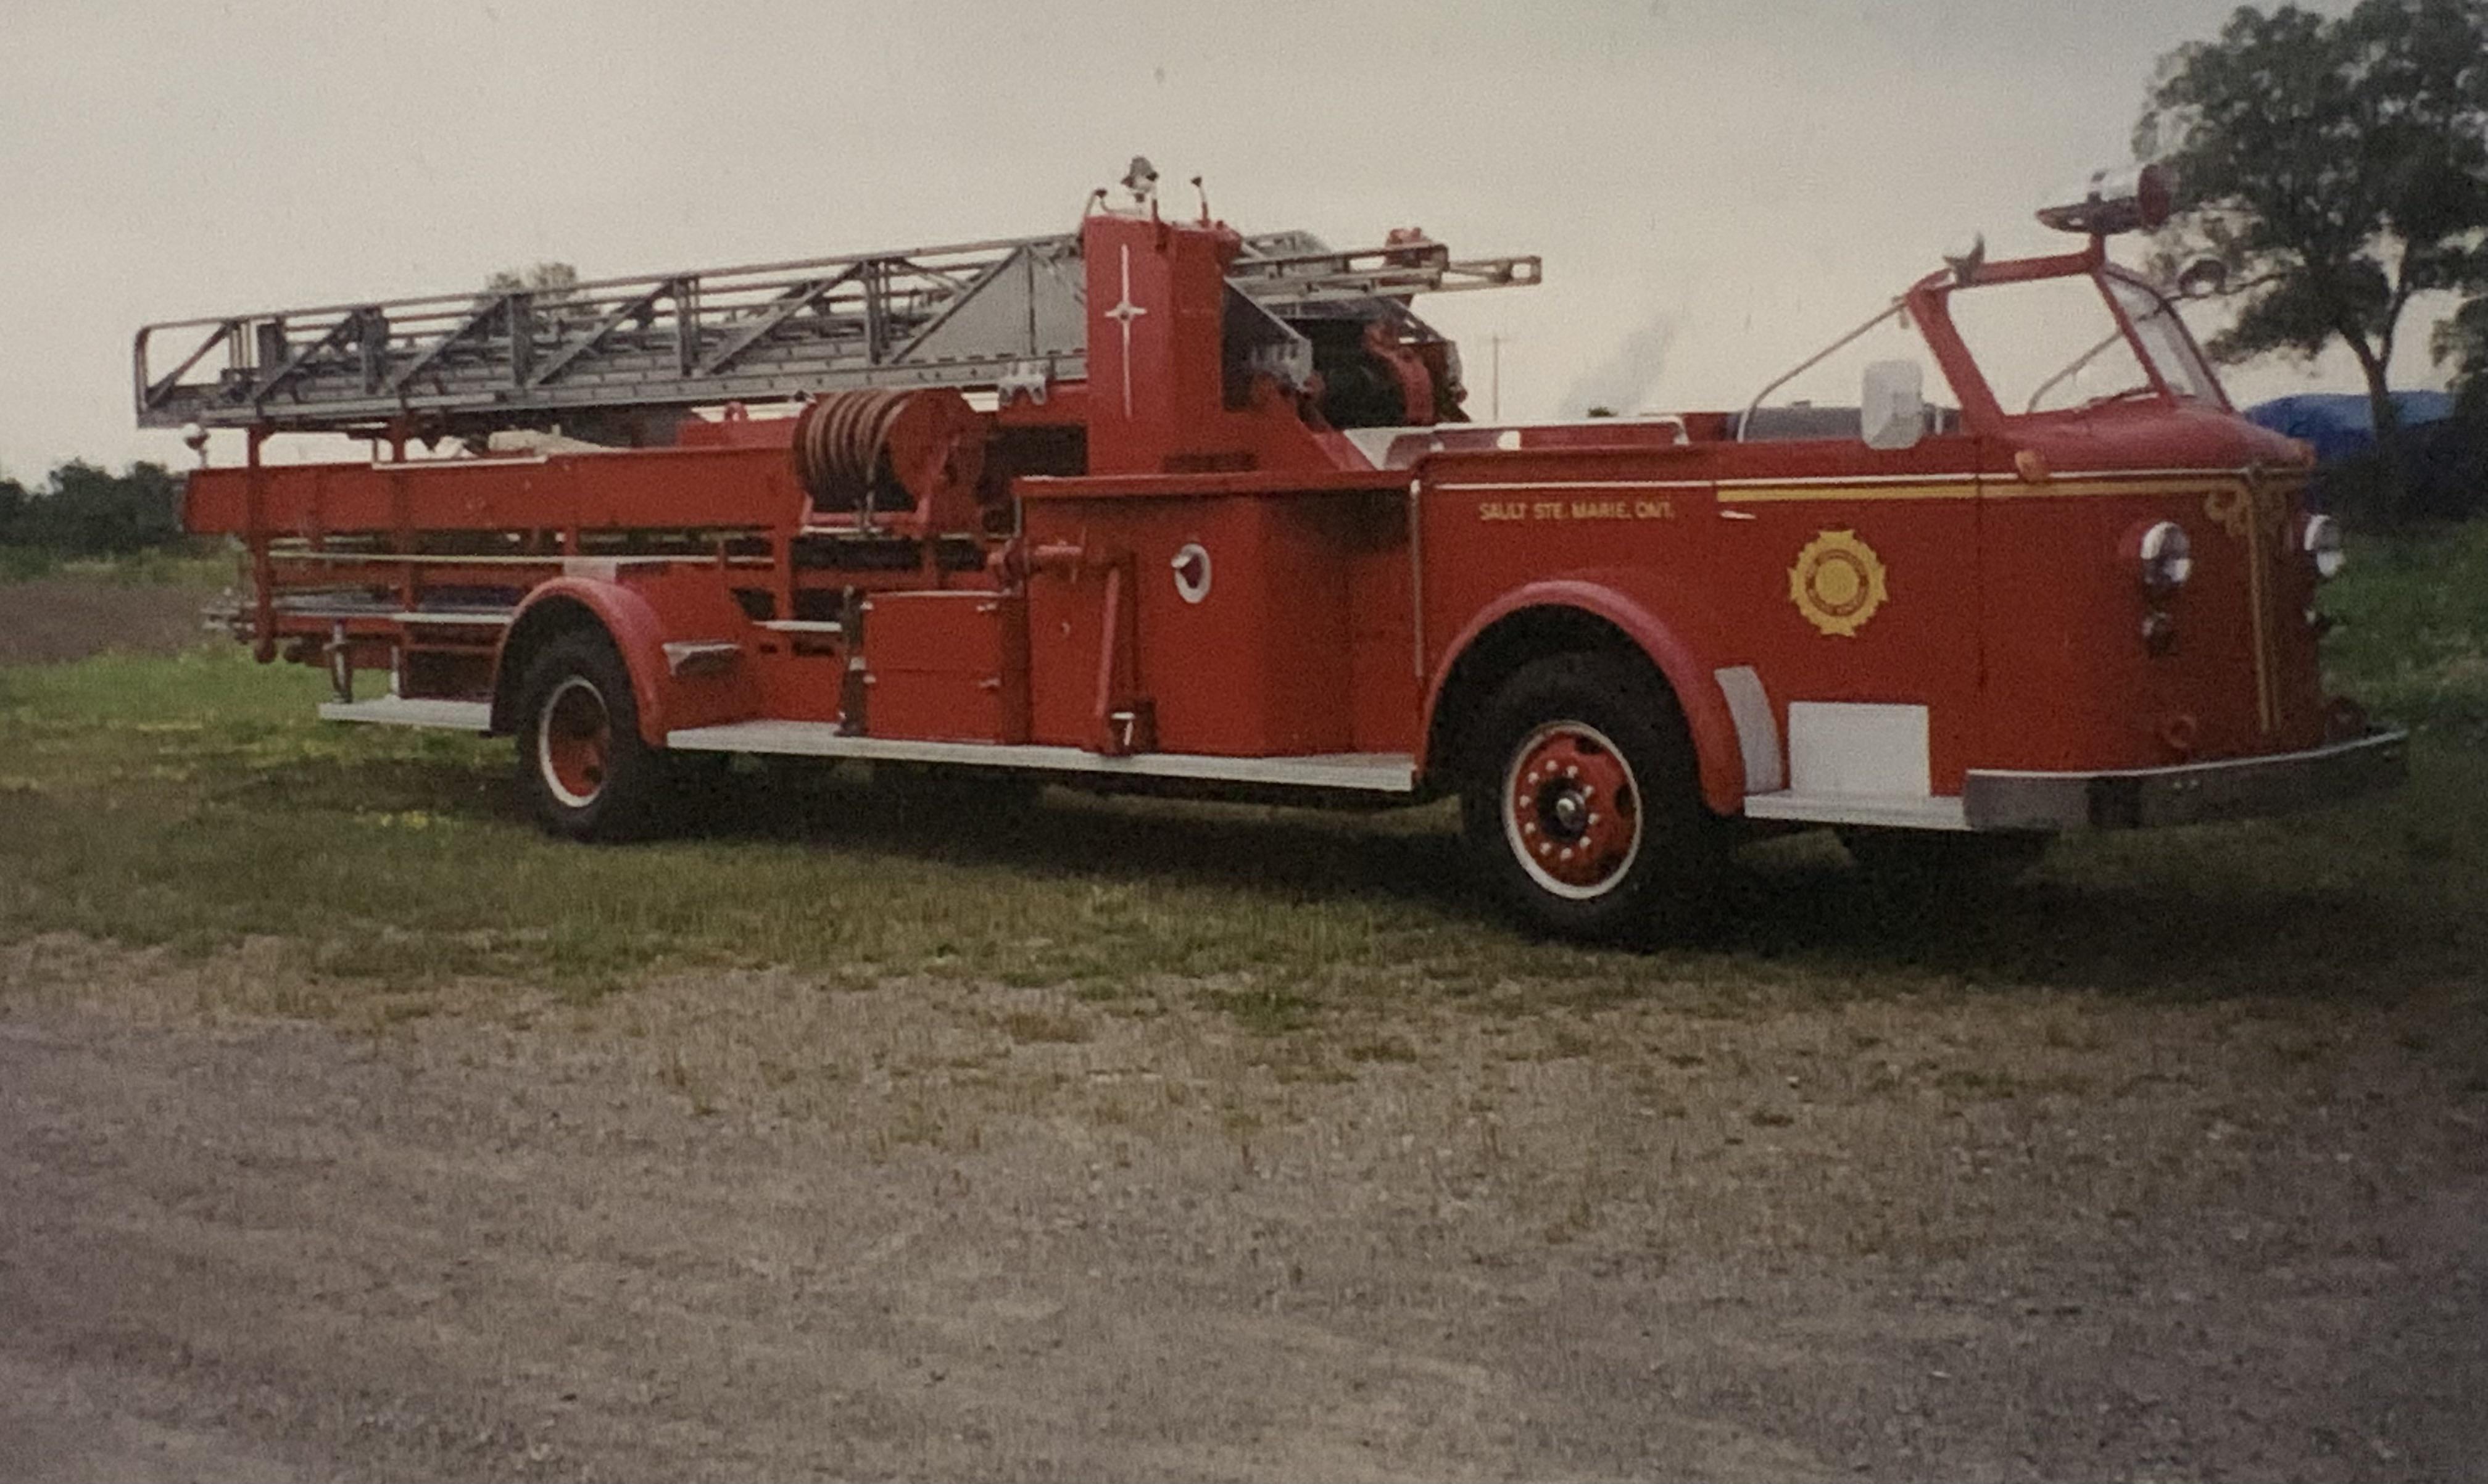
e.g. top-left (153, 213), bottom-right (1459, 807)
top-left (1786, 702), bottom-right (1931, 798)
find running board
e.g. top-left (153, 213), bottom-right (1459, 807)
top-left (666, 720), bottom-right (1418, 794)
top-left (1742, 791), bottom-right (1970, 831)
top-left (318, 696), bottom-right (494, 731)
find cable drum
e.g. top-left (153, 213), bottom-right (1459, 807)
top-left (792, 389), bottom-right (913, 518)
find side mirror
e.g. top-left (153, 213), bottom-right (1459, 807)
top-left (1860, 360), bottom-right (1924, 450)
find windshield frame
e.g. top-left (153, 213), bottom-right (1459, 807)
top-left (1901, 242), bottom-right (2231, 433)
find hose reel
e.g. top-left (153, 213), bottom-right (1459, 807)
top-left (791, 388), bottom-right (987, 536)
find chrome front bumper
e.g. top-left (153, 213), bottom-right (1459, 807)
top-left (1962, 730), bottom-right (2408, 832)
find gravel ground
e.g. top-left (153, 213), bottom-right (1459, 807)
top-left (4, 934), bottom-right (2483, 1482)
top-left (0, 576), bottom-right (220, 665)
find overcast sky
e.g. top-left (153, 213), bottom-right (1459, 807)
top-left (0, 0), bottom-right (2445, 479)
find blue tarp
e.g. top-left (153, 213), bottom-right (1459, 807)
top-left (2242, 391), bottom-right (2455, 463)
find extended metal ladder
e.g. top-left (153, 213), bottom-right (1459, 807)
top-left (135, 226), bottom-right (1539, 435)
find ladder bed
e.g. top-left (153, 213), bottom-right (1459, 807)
top-left (136, 228), bottom-right (1538, 436)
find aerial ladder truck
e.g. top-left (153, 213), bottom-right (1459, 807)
top-left (139, 162), bottom-right (2403, 937)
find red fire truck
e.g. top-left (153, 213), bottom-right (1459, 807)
top-left (140, 161), bottom-right (2403, 938)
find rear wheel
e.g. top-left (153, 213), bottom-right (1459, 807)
top-left (1459, 653), bottom-right (1718, 940)
top-left (516, 630), bottom-right (669, 840)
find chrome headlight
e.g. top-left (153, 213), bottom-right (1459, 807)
top-left (2136, 520), bottom-right (2192, 594)
top-left (2302, 513), bottom-right (2345, 580)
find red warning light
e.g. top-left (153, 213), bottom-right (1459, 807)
top-left (2036, 164), bottom-right (2173, 236)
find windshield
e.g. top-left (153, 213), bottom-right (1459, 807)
top-left (1944, 271), bottom-right (2221, 416)
top-left (2105, 274), bottom-right (2223, 406)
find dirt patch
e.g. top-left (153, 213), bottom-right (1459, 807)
top-left (4, 935), bottom-right (2484, 1481)
top-left (0, 578), bottom-right (221, 665)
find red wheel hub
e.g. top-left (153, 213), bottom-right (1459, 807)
top-left (1505, 723), bottom-right (1641, 896)
top-left (540, 677), bottom-right (612, 807)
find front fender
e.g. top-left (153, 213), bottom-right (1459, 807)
top-left (1425, 573), bottom-right (1748, 814)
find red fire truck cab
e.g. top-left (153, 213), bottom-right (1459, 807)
top-left (150, 162), bottom-right (2403, 938)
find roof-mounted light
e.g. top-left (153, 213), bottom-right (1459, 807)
top-left (2036, 164), bottom-right (2174, 237)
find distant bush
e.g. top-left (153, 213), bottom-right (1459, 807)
top-left (0, 460), bottom-right (193, 558)
top-left (0, 544), bottom-right (58, 581)
top-left (2314, 414), bottom-right (2488, 527)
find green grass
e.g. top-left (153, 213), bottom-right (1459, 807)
top-left (0, 544), bottom-right (233, 587)
top-left (2, 525), bottom-right (2485, 1027)
top-left (2321, 520), bottom-right (2488, 742)
top-left (0, 648), bottom-right (1529, 1008)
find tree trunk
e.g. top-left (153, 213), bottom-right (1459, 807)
top-left (2346, 337), bottom-right (2408, 524)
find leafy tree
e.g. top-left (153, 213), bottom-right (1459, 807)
top-left (1, 462), bottom-right (185, 556)
top-left (483, 260), bottom-right (582, 298)
top-left (2440, 295), bottom-right (2488, 417)
top-left (2136, 0), bottom-right (2488, 519)
top-left (481, 262), bottom-right (585, 333)
top-left (0, 474), bottom-right (27, 546)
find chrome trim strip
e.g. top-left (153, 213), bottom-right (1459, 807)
top-left (661, 640), bottom-right (742, 677)
top-left (1962, 730), bottom-right (2407, 831)
top-left (1432, 479), bottom-right (1712, 491)
top-left (1715, 471), bottom-right (1979, 489)
top-left (1713, 666), bottom-right (1782, 794)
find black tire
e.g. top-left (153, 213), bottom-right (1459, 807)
top-left (1838, 827), bottom-right (2048, 898)
top-left (513, 629), bottom-right (670, 841)
top-left (1459, 652), bottom-right (1719, 940)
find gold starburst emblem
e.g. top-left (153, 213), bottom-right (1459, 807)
top-left (1788, 529), bottom-right (1889, 637)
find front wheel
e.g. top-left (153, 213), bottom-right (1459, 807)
top-left (515, 630), bottom-right (670, 840)
top-left (1459, 653), bottom-right (1719, 940)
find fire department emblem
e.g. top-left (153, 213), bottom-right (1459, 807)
top-left (1788, 529), bottom-right (1888, 637)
